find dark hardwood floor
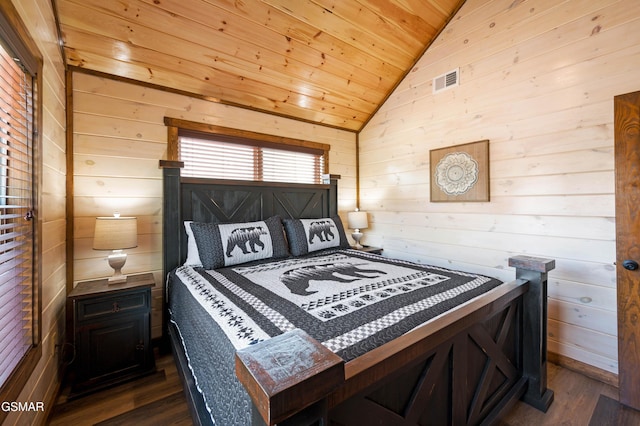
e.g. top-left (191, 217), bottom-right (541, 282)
top-left (498, 362), bottom-right (635, 426)
top-left (48, 350), bottom-right (192, 426)
top-left (47, 350), bottom-right (640, 425)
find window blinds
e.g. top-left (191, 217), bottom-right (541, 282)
top-left (0, 39), bottom-right (35, 389)
top-left (180, 135), bottom-right (325, 184)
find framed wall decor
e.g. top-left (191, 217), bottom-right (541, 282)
top-left (430, 140), bottom-right (490, 202)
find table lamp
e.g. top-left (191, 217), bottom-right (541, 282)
top-left (347, 209), bottom-right (368, 249)
top-left (93, 214), bottom-right (138, 284)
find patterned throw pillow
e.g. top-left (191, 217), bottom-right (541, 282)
top-left (283, 216), bottom-right (349, 256)
top-left (189, 216), bottom-right (288, 269)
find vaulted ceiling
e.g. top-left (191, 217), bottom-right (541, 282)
top-left (56, 0), bottom-right (464, 132)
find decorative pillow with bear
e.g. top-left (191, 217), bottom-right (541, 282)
top-left (188, 216), bottom-right (288, 269)
top-left (283, 216), bottom-right (349, 256)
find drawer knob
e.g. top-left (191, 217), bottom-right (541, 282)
top-left (623, 260), bottom-right (639, 271)
top-left (112, 302), bottom-right (120, 313)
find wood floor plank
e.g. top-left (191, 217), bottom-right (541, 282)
top-left (499, 363), bottom-right (615, 425)
top-left (589, 395), bottom-right (640, 426)
top-left (48, 371), bottom-right (172, 426)
top-left (95, 391), bottom-right (192, 426)
top-left (48, 351), bottom-right (193, 426)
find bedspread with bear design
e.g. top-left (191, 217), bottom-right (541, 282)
top-left (170, 249), bottom-right (502, 362)
top-left (168, 248), bottom-right (503, 425)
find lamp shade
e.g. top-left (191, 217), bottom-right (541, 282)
top-left (347, 210), bottom-right (368, 230)
top-left (93, 217), bottom-right (138, 250)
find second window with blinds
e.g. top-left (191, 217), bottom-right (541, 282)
top-left (173, 125), bottom-right (329, 185)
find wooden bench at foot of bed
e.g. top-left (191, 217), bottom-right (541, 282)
top-left (235, 255), bottom-right (555, 426)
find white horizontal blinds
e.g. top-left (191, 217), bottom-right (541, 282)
top-left (179, 133), bottom-right (324, 184)
top-left (262, 148), bottom-right (323, 184)
top-left (0, 39), bottom-right (34, 389)
top-left (180, 137), bottom-right (257, 181)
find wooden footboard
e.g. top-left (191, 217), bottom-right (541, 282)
top-left (235, 256), bottom-right (555, 426)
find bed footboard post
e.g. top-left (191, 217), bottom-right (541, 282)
top-left (236, 329), bottom-right (344, 426)
top-left (509, 255), bottom-right (556, 412)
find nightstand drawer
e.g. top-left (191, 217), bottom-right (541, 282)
top-left (77, 290), bottom-right (149, 322)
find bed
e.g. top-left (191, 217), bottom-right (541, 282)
top-left (160, 160), bottom-right (555, 426)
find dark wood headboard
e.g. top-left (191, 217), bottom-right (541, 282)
top-left (160, 160), bottom-right (339, 278)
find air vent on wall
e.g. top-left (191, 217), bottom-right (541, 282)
top-left (433, 68), bottom-right (459, 94)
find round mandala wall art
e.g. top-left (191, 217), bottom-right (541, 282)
top-left (429, 140), bottom-right (489, 202)
top-left (435, 152), bottom-right (478, 195)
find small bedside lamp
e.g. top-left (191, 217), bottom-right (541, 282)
top-left (93, 214), bottom-right (138, 284)
top-left (347, 209), bottom-right (368, 249)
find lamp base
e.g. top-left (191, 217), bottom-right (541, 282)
top-left (108, 274), bottom-right (128, 284)
top-left (351, 230), bottom-right (364, 249)
top-left (107, 250), bottom-right (128, 285)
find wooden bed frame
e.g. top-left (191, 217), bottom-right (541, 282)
top-left (160, 161), bottom-right (555, 426)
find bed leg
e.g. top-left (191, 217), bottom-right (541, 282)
top-left (509, 255), bottom-right (556, 412)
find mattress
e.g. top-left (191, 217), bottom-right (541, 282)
top-left (168, 249), bottom-right (503, 425)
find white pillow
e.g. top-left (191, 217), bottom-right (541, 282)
top-left (183, 221), bottom-right (202, 267)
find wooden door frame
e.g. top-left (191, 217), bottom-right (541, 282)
top-left (614, 90), bottom-right (640, 409)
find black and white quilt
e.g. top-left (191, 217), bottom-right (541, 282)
top-left (173, 249), bottom-right (503, 361)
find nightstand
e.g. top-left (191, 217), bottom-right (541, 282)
top-left (68, 273), bottom-right (155, 397)
top-left (353, 245), bottom-right (383, 255)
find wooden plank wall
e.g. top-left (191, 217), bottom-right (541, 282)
top-left (7, 0), bottom-right (68, 424)
top-left (359, 0), bottom-right (640, 374)
top-left (71, 72), bottom-right (357, 338)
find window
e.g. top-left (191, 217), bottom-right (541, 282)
top-left (0, 3), bottom-right (41, 411)
top-left (179, 134), bottom-right (325, 184)
top-left (165, 119), bottom-right (329, 185)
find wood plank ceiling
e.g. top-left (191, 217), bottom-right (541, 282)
top-left (56, 0), bottom-right (464, 132)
